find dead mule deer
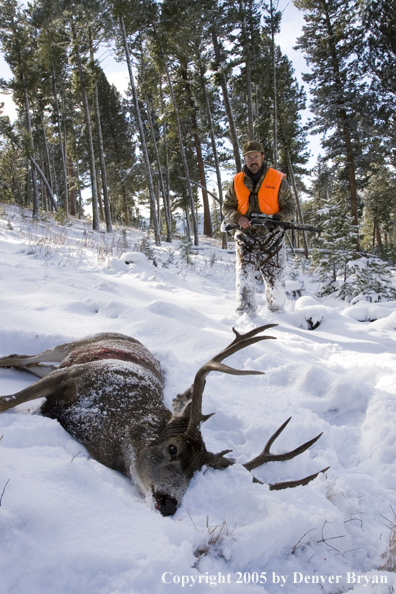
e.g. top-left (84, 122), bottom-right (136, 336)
top-left (0, 324), bottom-right (328, 516)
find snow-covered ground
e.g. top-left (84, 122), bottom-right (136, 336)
top-left (1, 204), bottom-right (395, 594)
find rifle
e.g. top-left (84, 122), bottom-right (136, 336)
top-left (221, 213), bottom-right (319, 233)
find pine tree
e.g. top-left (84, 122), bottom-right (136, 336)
top-left (31, 15), bottom-right (72, 215)
top-left (360, 0), bottom-right (396, 169)
top-left (119, 13), bottom-right (161, 244)
top-left (0, 0), bottom-right (41, 216)
top-left (294, 0), bottom-right (378, 251)
top-left (361, 0), bottom-right (396, 99)
top-left (311, 194), bottom-right (358, 297)
top-left (361, 166), bottom-right (396, 255)
top-left (346, 257), bottom-right (396, 303)
top-left (0, 132), bottom-right (25, 204)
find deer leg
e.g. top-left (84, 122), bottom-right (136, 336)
top-left (0, 333), bottom-right (137, 375)
top-left (0, 340), bottom-right (85, 378)
top-left (0, 368), bottom-right (77, 412)
top-left (0, 344), bottom-right (72, 369)
top-left (11, 363), bottom-right (60, 379)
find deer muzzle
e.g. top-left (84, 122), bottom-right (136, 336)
top-left (154, 493), bottom-right (179, 516)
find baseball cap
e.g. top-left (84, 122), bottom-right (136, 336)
top-left (242, 140), bottom-right (264, 155)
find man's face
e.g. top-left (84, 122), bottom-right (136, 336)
top-left (244, 151), bottom-right (265, 174)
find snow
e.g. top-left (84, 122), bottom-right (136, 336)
top-left (0, 204), bottom-right (396, 594)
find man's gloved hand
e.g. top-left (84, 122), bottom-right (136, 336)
top-left (238, 216), bottom-right (251, 229)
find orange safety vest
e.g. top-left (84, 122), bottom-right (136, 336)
top-left (234, 168), bottom-right (286, 216)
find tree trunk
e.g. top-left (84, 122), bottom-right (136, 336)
top-left (28, 155), bottom-right (57, 211)
top-left (61, 88), bottom-right (70, 215)
top-left (39, 152), bottom-right (47, 211)
top-left (281, 124), bottom-right (309, 257)
top-left (184, 200), bottom-right (191, 237)
top-left (374, 220), bottom-right (383, 251)
top-left (52, 75), bottom-right (69, 215)
top-left (120, 16), bottom-right (161, 245)
top-left (159, 78), bottom-right (172, 235)
top-left (120, 176), bottom-right (129, 225)
top-left (211, 28), bottom-right (242, 172)
top-left (11, 150), bottom-right (23, 205)
top-left (239, 0), bottom-right (254, 140)
top-left (96, 171), bottom-right (105, 221)
top-left (153, 27), bottom-right (198, 245)
top-left (145, 96), bottom-right (172, 242)
top-left (93, 81), bottom-right (112, 232)
top-left (89, 34), bottom-right (112, 233)
top-left (200, 65), bottom-right (227, 249)
top-left (180, 66), bottom-right (212, 237)
top-left (39, 107), bottom-right (55, 202)
top-left (71, 22), bottom-right (100, 231)
top-left (341, 111), bottom-right (360, 248)
top-left (21, 72), bottom-right (39, 217)
top-left (76, 160), bottom-right (83, 219)
top-left (67, 159), bottom-right (77, 216)
top-left (270, 0), bottom-right (278, 168)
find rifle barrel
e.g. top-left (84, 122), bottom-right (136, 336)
top-left (251, 221), bottom-right (318, 232)
top-left (222, 216), bottom-right (319, 233)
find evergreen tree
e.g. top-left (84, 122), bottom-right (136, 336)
top-left (0, 0), bottom-right (41, 216)
top-left (95, 70), bottom-right (137, 226)
top-left (346, 257), bottom-right (396, 302)
top-left (294, 0), bottom-right (379, 251)
top-left (311, 198), bottom-right (357, 296)
top-left (0, 129), bottom-right (25, 204)
top-left (262, 0), bottom-right (282, 166)
top-left (32, 16), bottom-right (73, 214)
top-left (361, 0), bottom-right (396, 99)
top-left (360, 165), bottom-right (396, 255)
top-left (360, 0), bottom-right (396, 168)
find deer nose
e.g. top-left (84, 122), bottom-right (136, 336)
top-left (155, 494), bottom-right (178, 516)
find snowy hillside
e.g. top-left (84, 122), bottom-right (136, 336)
top-left (0, 204), bottom-right (396, 594)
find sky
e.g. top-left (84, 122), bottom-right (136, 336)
top-left (0, 1), bottom-right (322, 165)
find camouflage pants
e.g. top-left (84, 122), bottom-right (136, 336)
top-left (235, 229), bottom-right (287, 315)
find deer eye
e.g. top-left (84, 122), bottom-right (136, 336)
top-left (169, 444), bottom-right (177, 457)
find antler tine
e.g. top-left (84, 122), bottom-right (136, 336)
top-left (212, 323), bottom-right (278, 363)
top-left (243, 418), bottom-right (323, 472)
top-left (269, 467), bottom-right (330, 491)
top-left (185, 325), bottom-right (277, 436)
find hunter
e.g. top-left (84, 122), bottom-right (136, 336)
top-left (223, 140), bottom-right (295, 316)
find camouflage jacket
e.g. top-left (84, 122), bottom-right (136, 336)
top-left (222, 163), bottom-right (295, 233)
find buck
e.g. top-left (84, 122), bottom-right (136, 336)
top-left (0, 324), bottom-right (328, 516)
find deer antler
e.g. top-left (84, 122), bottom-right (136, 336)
top-left (268, 466), bottom-right (330, 491)
top-left (185, 325), bottom-right (328, 491)
top-left (243, 417), bottom-right (322, 471)
top-left (185, 324), bottom-right (278, 437)
top-left (242, 416), bottom-right (329, 490)
top-left (212, 417), bottom-right (328, 490)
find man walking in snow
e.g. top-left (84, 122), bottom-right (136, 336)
top-left (223, 141), bottom-right (295, 316)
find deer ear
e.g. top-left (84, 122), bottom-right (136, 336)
top-left (205, 450), bottom-right (235, 469)
top-left (171, 387), bottom-right (193, 417)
